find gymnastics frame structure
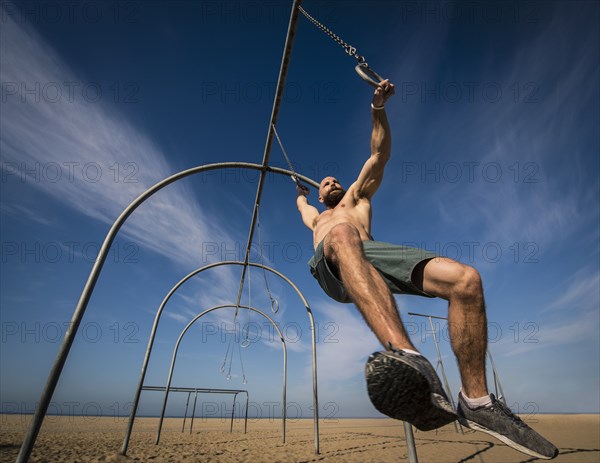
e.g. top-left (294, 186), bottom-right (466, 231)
top-left (153, 304), bottom-right (287, 446)
top-left (140, 386), bottom-right (250, 435)
top-left (16, 1), bottom-right (419, 461)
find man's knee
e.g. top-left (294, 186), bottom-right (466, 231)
top-left (453, 265), bottom-right (483, 301)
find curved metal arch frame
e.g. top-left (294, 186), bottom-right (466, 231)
top-left (16, 163), bottom-right (320, 463)
top-left (155, 305), bottom-right (287, 445)
top-left (122, 261), bottom-right (318, 454)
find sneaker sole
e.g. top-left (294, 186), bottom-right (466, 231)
top-left (366, 352), bottom-right (457, 431)
top-left (458, 417), bottom-right (558, 460)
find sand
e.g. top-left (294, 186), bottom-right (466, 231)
top-left (1, 414), bottom-right (598, 462)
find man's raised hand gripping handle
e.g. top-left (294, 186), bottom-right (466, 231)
top-left (371, 79), bottom-right (395, 110)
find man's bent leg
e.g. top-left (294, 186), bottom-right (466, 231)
top-left (414, 257), bottom-right (558, 458)
top-left (324, 229), bottom-right (458, 429)
top-left (323, 223), bottom-right (415, 350)
top-left (413, 257), bottom-right (488, 398)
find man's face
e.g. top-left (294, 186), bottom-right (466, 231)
top-left (319, 177), bottom-right (345, 208)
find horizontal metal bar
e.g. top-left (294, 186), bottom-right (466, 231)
top-left (142, 386), bottom-right (248, 394)
top-left (407, 312), bottom-right (448, 321)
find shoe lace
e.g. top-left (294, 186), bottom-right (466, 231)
top-left (489, 396), bottom-right (527, 428)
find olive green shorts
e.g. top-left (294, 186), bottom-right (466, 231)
top-left (308, 240), bottom-right (438, 303)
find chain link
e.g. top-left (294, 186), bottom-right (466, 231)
top-left (299, 6), bottom-right (366, 65)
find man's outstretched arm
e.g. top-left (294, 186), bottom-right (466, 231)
top-left (353, 80), bottom-right (395, 200)
top-left (296, 183), bottom-right (319, 231)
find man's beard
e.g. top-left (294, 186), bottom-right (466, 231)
top-left (323, 189), bottom-right (345, 208)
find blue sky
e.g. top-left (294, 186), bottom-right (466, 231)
top-left (1, 0), bottom-right (598, 422)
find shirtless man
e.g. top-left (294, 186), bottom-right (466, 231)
top-left (295, 80), bottom-right (557, 460)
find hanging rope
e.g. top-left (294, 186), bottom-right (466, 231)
top-left (241, 267), bottom-right (252, 347)
top-left (220, 340), bottom-right (231, 374)
top-left (298, 6), bottom-right (385, 88)
top-left (257, 211), bottom-right (279, 314)
top-left (237, 340), bottom-right (247, 384)
top-left (272, 124), bottom-right (300, 185)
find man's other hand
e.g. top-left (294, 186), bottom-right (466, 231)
top-left (296, 182), bottom-right (310, 196)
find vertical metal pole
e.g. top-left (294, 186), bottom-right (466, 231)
top-left (403, 422), bottom-right (419, 463)
top-left (232, 0), bottom-right (303, 317)
top-left (308, 309), bottom-right (319, 454)
top-left (244, 391), bottom-right (249, 434)
top-left (427, 316), bottom-right (462, 434)
top-left (182, 391), bottom-right (192, 432)
top-left (230, 393), bottom-right (237, 433)
top-left (487, 350), bottom-right (507, 404)
top-left (282, 340), bottom-right (287, 444)
top-left (15, 226), bottom-right (121, 463)
top-left (190, 391), bottom-right (199, 435)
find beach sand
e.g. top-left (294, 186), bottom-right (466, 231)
top-left (1, 414), bottom-right (598, 462)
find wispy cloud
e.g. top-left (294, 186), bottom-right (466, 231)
top-left (0, 202), bottom-right (55, 227)
top-left (0, 14), bottom-right (234, 268)
top-left (164, 311), bottom-right (192, 324)
top-left (471, 12), bottom-right (596, 246)
top-left (495, 265), bottom-right (599, 357)
top-left (544, 267), bottom-right (600, 314)
top-left (494, 309), bottom-right (598, 358)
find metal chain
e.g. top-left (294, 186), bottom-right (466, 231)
top-left (299, 6), bottom-right (366, 65)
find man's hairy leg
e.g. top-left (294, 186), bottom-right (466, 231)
top-left (414, 258), bottom-right (488, 398)
top-left (323, 223), bottom-right (415, 350)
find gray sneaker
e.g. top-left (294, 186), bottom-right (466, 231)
top-left (457, 392), bottom-right (558, 460)
top-left (365, 349), bottom-right (457, 431)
